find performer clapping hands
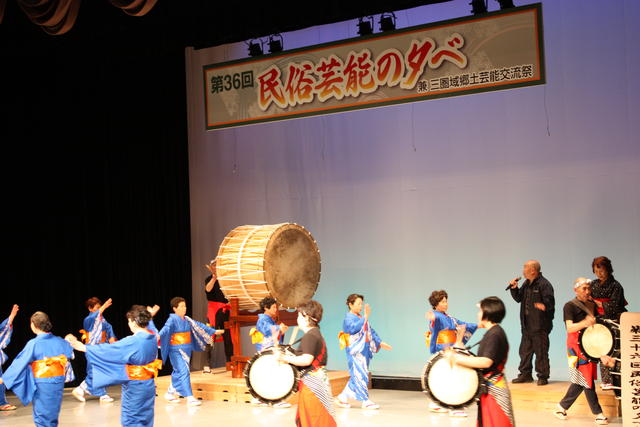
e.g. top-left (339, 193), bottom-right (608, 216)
top-left (335, 294), bottom-right (391, 410)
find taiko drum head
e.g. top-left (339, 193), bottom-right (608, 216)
top-left (263, 224), bottom-right (320, 308)
top-left (579, 320), bottom-right (616, 363)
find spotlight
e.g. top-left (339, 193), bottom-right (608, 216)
top-left (379, 12), bottom-right (396, 32)
top-left (470, 0), bottom-right (487, 15)
top-left (268, 34), bottom-right (283, 54)
top-left (497, 0), bottom-right (515, 9)
top-left (357, 16), bottom-right (374, 36)
top-left (247, 38), bottom-right (263, 57)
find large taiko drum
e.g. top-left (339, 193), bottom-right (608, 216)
top-left (216, 223), bottom-right (321, 310)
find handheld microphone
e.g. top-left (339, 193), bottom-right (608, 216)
top-left (505, 276), bottom-right (521, 291)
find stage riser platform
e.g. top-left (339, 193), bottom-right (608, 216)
top-left (155, 370), bottom-right (350, 405)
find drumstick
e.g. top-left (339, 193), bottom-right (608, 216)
top-left (288, 326), bottom-right (299, 346)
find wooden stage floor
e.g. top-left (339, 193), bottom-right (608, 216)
top-left (155, 368), bottom-right (619, 417)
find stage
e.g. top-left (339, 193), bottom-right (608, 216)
top-left (0, 375), bottom-right (623, 426)
top-left (0, 386), bottom-right (622, 427)
top-left (155, 368), bottom-right (351, 404)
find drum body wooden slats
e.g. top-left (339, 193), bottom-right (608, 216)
top-left (216, 223), bottom-right (321, 310)
top-left (245, 347), bottom-right (299, 403)
top-left (421, 348), bottom-right (483, 409)
top-left (578, 319), bottom-right (618, 363)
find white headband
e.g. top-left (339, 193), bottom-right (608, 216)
top-left (574, 279), bottom-right (591, 289)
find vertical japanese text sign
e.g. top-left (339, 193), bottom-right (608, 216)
top-left (621, 312), bottom-right (640, 426)
top-left (203, 3), bottom-right (544, 130)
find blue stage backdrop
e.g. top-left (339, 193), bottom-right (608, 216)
top-left (186, 0), bottom-right (639, 380)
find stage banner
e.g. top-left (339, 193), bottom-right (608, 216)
top-left (203, 3), bottom-right (544, 130)
top-left (621, 312), bottom-right (640, 427)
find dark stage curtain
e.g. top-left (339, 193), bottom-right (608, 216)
top-left (2, 1), bottom-right (189, 381)
top-left (2, 0), bottom-right (158, 34)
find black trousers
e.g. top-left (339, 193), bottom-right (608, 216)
top-left (517, 329), bottom-right (550, 379)
top-left (559, 382), bottom-right (603, 415)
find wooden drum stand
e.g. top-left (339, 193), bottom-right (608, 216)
top-left (225, 298), bottom-right (299, 378)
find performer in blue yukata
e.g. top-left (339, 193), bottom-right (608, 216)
top-left (250, 296), bottom-right (288, 351)
top-left (67, 305), bottom-right (161, 427)
top-left (73, 296), bottom-right (117, 403)
top-left (336, 294), bottom-right (392, 409)
top-left (159, 296), bottom-right (223, 406)
top-left (0, 304), bottom-right (19, 412)
top-left (425, 289), bottom-right (478, 417)
top-left (249, 296), bottom-right (291, 408)
top-left (0, 311), bottom-right (75, 427)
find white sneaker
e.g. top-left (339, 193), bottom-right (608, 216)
top-left (553, 405), bottom-right (567, 420)
top-left (272, 401), bottom-right (292, 408)
top-left (595, 414), bottom-right (609, 425)
top-left (429, 402), bottom-right (448, 413)
top-left (334, 397), bottom-right (351, 408)
top-left (186, 397), bottom-right (202, 406)
top-left (99, 395), bottom-right (114, 403)
top-left (600, 383), bottom-right (614, 391)
top-left (362, 400), bottom-right (380, 409)
top-left (164, 392), bottom-right (180, 403)
top-left (251, 397), bottom-right (269, 407)
top-left (72, 387), bottom-right (85, 402)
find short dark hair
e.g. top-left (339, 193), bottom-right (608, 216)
top-left (85, 297), bottom-right (102, 310)
top-left (346, 293), bottom-right (363, 308)
top-left (299, 300), bottom-right (323, 326)
top-left (429, 290), bottom-right (448, 309)
top-left (126, 305), bottom-right (152, 327)
top-left (170, 297), bottom-right (186, 309)
top-left (260, 296), bottom-right (277, 312)
top-left (31, 311), bottom-right (53, 332)
top-left (592, 256), bottom-right (613, 275)
top-left (479, 296), bottom-right (506, 324)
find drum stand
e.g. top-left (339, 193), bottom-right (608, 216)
top-left (225, 298), bottom-right (299, 378)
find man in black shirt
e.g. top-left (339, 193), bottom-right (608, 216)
top-left (508, 260), bottom-right (555, 385)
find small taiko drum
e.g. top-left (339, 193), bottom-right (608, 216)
top-left (421, 348), bottom-right (483, 409)
top-left (578, 319), bottom-right (618, 363)
top-left (216, 223), bottom-right (321, 310)
top-left (245, 346), bottom-right (299, 404)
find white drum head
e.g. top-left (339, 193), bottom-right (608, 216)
top-left (582, 323), bottom-right (614, 359)
top-left (427, 356), bottom-right (480, 406)
top-left (248, 353), bottom-right (296, 401)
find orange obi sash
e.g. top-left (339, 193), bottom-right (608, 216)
top-left (170, 332), bottom-right (191, 345)
top-left (79, 329), bottom-right (107, 344)
top-left (125, 359), bottom-right (163, 380)
top-left (435, 330), bottom-right (457, 345)
top-left (338, 331), bottom-right (350, 350)
top-left (31, 355), bottom-right (68, 378)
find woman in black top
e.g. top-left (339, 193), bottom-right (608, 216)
top-left (203, 259), bottom-right (232, 372)
top-left (590, 256), bottom-right (626, 390)
top-left (447, 296), bottom-right (515, 427)
top-left (282, 300), bottom-right (336, 427)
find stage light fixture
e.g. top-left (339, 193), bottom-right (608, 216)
top-left (497, 0), bottom-right (515, 9)
top-left (357, 16), bottom-right (374, 36)
top-left (470, 0), bottom-right (488, 15)
top-left (247, 39), bottom-right (263, 57)
top-left (268, 34), bottom-right (284, 54)
top-left (379, 12), bottom-right (397, 32)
